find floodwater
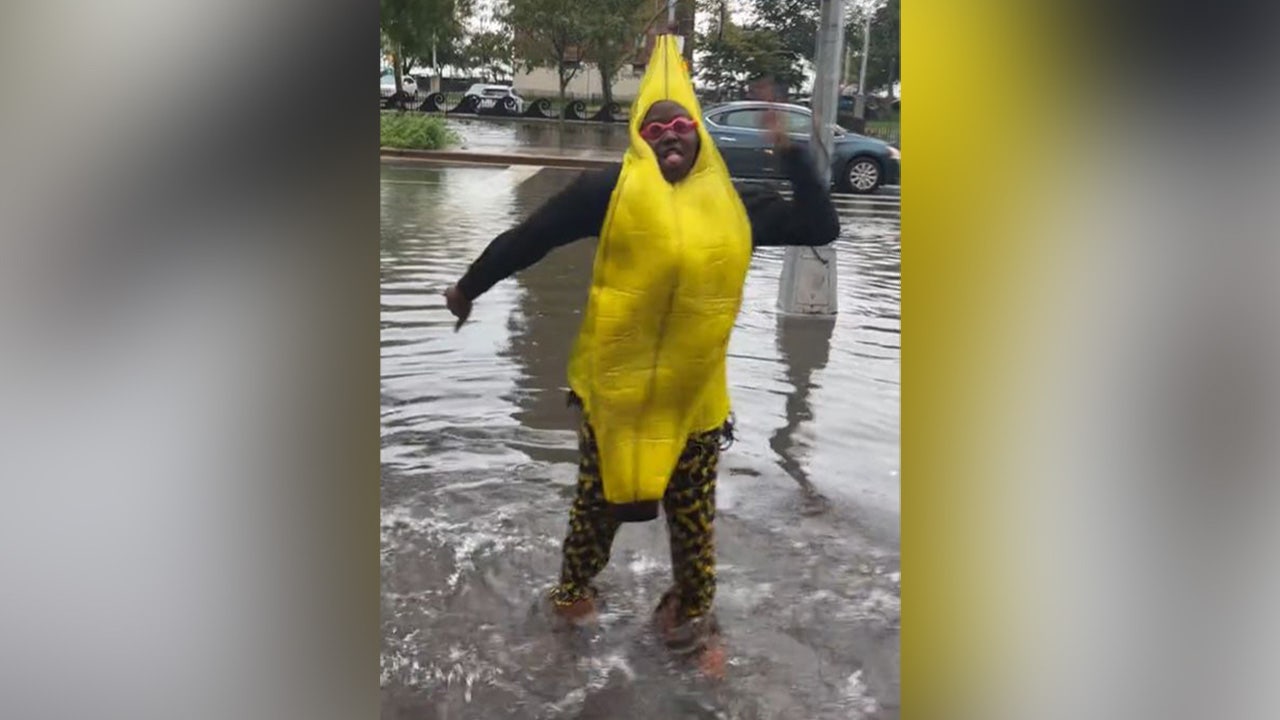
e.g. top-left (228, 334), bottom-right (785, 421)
top-left (380, 162), bottom-right (901, 719)
top-left (446, 117), bottom-right (630, 154)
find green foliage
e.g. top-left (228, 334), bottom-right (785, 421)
top-left (380, 0), bottom-right (473, 82)
top-left (738, 0), bottom-right (899, 97)
top-left (464, 29), bottom-right (514, 82)
top-left (380, 113), bottom-right (458, 150)
top-left (748, 0), bottom-right (821, 63)
top-left (507, 0), bottom-right (651, 103)
top-left (581, 0), bottom-right (649, 106)
top-left (847, 0), bottom-right (900, 96)
top-left (698, 20), bottom-right (805, 100)
top-left (505, 0), bottom-right (585, 100)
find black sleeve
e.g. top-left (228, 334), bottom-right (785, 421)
top-left (739, 146), bottom-right (841, 248)
top-left (456, 164), bottom-right (621, 300)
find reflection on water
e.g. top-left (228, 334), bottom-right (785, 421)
top-left (381, 163), bottom-right (900, 719)
top-left (770, 314), bottom-right (837, 511)
top-left (448, 118), bottom-right (631, 153)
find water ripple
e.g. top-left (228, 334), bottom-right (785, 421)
top-left (381, 163), bottom-right (900, 719)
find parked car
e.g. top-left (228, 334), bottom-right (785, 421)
top-left (380, 72), bottom-right (418, 101)
top-left (702, 101), bottom-right (900, 193)
top-left (793, 95), bottom-right (860, 114)
top-left (463, 84), bottom-right (525, 114)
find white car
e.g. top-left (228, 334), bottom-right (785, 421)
top-left (464, 84), bottom-right (524, 113)
top-left (380, 72), bottom-right (418, 100)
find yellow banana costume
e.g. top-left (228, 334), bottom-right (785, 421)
top-left (566, 35), bottom-right (752, 510)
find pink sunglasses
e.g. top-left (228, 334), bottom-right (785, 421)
top-left (639, 117), bottom-right (698, 141)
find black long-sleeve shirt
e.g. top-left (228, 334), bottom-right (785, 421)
top-left (457, 146), bottom-right (840, 300)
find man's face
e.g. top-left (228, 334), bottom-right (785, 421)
top-left (640, 101), bottom-right (700, 183)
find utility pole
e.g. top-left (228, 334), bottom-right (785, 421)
top-left (844, 42), bottom-right (854, 86)
top-left (809, 0), bottom-right (844, 185)
top-left (664, 0), bottom-right (693, 68)
top-left (778, 0), bottom-right (844, 316)
top-left (431, 36), bottom-right (440, 94)
top-left (854, 9), bottom-right (871, 120)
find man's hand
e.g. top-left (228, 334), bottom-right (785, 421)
top-left (752, 78), bottom-right (790, 150)
top-left (443, 284), bottom-right (472, 331)
top-left (762, 107), bottom-right (790, 150)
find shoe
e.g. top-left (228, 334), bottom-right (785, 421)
top-left (653, 588), bottom-right (725, 678)
top-left (553, 596), bottom-right (597, 625)
top-left (696, 636), bottom-right (727, 680)
top-left (653, 588), bottom-right (684, 642)
top-left (550, 586), bottom-right (599, 626)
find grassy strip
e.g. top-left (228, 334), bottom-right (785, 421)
top-left (380, 113), bottom-right (458, 150)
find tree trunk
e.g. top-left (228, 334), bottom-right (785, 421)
top-left (599, 57), bottom-right (615, 108)
top-left (553, 36), bottom-right (570, 105)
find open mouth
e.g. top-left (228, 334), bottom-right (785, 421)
top-left (659, 146), bottom-right (685, 168)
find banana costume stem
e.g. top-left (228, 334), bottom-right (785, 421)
top-left (565, 35), bottom-right (752, 519)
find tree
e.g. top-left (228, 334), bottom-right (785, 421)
top-left (700, 0), bottom-right (810, 100)
top-left (581, 0), bottom-right (648, 107)
top-left (869, 0), bottom-right (900, 99)
top-left (697, 20), bottom-right (805, 101)
top-left (846, 0), bottom-right (899, 99)
top-left (697, 27), bottom-right (747, 101)
top-left (507, 0), bottom-right (587, 104)
top-left (750, 0), bottom-right (822, 63)
top-left (380, 0), bottom-right (472, 95)
top-left (465, 30), bottom-right (514, 82)
top-left (749, 0), bottom-right (899, 99)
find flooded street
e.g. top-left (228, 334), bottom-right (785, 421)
top-left (444, 117), bottom-right (630, 154)
top-left (380, 163), bottom-right (901, 719)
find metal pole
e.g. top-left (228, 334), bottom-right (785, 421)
top-left (844, 41), bottom-right (854, 86)
top-left (854, 11), bottom-right (871, 119)
top-left (431, 37), bottom-right (441, 94)
top-left (778, 0), bottom-right (844, 316)
top-left (667, 0), bottom-right (675, 26)
top-left (809, 0), bottom-right (844, 186)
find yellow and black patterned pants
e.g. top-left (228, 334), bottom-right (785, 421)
top-left (550, 416), bottom-right (725, 620)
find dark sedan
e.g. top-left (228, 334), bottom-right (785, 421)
top-left (703, 101), bottom-right (900, 194)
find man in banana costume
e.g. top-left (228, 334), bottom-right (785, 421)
top-left (444, 35), bottom-right (839, 657)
